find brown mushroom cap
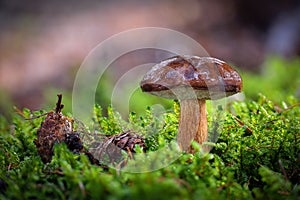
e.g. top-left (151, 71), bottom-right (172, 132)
top-left (140, 55), bottom-right (242, 100)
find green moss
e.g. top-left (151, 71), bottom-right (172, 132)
top-left (0, 93), bottom-right (299, 199)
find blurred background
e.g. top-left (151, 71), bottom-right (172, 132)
top-left (0, 0), bottom-right (299, 118)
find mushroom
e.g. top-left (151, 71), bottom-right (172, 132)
top-left (140, 55), bottom-right (242, 152)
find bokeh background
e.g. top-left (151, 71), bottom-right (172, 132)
top-left (0, 0), bottom-right (299, 118)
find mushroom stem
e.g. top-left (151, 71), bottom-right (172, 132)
top-left (177, 99), bottom-right (207, 152)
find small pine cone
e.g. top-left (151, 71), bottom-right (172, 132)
top-left (34, 111), bottom-right (74, 163)
top-left (91, 131), bottom-right (147, 163)
top-left (112, 131), bottom-right (147, 153)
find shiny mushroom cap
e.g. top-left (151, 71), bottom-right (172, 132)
top-left (140, 55), bottom-right (242, 100)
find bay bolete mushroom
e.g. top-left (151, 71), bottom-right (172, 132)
top-left (140, 55), bottom-right (242, 152)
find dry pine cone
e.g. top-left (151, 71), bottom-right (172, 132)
top-left (34, 94), bottom-right (82, 163)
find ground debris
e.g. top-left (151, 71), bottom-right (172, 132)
top-left (89, 130), bottom-right (147, 164)
top-left (34, 94), bottom-right (73, 163)
top-left (33, 94), bottom-right (102, 166)
top-left (33, 94), bottom-right (146, 169)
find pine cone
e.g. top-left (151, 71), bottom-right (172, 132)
top-left (34, 94), bottom-right (75, 163)
top-left (112, 131), bottom-right (147, 153)
top-left (90, 131), bottom-right (147, 164)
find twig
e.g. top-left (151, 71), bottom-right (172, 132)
top-left (15, 106), bottom-right (49, 120)
top-left (48, 170), bottom-right (65, 176)
top-left (24, 113), bottom-right (49, 120)
top-left (233, 116), bottom-right (253, 134)
top-left (55, 94), bottom-right (64, 113)
top-left (246, 146), bottom-right (279, 151)
top-left (278, 159), bottom-right (289, 182)
top-left (279, 103), bottom-right (300, 113)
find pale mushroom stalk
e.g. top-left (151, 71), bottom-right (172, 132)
top-left (177, 99), bottom-right (207, 151)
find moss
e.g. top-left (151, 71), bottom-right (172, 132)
top-left (0, 93), bottom-right (299, 199)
